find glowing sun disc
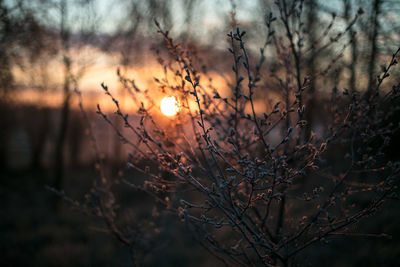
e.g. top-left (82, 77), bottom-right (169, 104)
top-left (160, 96), bottom-right (180, 116)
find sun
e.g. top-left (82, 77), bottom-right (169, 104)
top-left (160, 96), bottom-right (180, 116)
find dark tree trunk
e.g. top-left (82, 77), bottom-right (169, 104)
top-left (305, 0), bottom-right (317, 140)
top-left (53, 81), bottom-right (70, 189)
top-left (344, 0), bottom-right (358, 94)
top-left (366, 0), bottom-right (382, 98)
top-left (53, 0), bottom-right (70, 190)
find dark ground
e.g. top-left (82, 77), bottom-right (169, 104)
top-left (1, 167), bottom-right (399, 266)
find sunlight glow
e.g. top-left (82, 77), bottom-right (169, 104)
top-left (160, 96), bottom-right (180, 116)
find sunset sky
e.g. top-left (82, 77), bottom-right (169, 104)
top-left (8, 0), bottom-right (399, 112)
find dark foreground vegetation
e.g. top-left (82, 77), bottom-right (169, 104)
top-left (1, 0), bottom-right (400, 266)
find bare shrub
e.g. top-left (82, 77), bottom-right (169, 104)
top-left (75, 1), bottom-right (400, 266)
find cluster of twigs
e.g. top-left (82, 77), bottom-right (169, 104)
top-left (75, 1), bottom-right (400, 266)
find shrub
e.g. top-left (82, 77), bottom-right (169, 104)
top-left (75, 1), bottom-right (400, 266)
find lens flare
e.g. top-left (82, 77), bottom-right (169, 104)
top-left (160, 96), bottom-right (180, 116)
